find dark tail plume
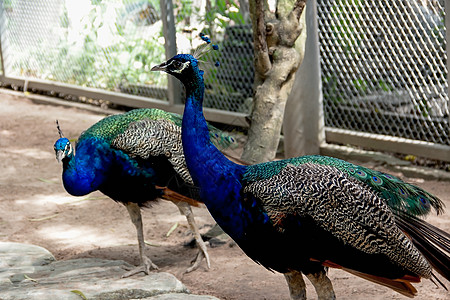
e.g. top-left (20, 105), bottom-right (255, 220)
top-left (394, 212), bottom-right (450, 286)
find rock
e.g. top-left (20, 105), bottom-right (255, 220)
top-left (201, 224), bottom-right (231, 248)
top-left (0, 242), bottom-right (219, 300)
top-left (0, 242), bottom-right (56, 285)
top-left (150, 294), bottom-right (219, 300)
top-left (202, 224), bottom-right (225, 240)
top-left (0, 242), bottom-right (55, 267)
top-left (185, 224), bottom-right (231, 249)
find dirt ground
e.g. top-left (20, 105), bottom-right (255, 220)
top-left (0, 92), bottom-right (449, 300)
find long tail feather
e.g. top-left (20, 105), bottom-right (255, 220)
top-left (394, 212), bottom-right (450, 284)
top-left (318, 260), bottom-right (419, 297)
top-left (157, 186), bottom-right (204, 208)
top-left (343, 268), bottom-right (418, 298)
top-left (431, 273), bottom-right (448, 291)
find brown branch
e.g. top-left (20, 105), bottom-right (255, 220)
top-left (250, 0), bottom-right (271, 75)
top-left (292, 0), bottom-right (306, 21)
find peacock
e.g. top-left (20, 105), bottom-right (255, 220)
top-left (151, 50), bottom-right (450, 299)
top-left (53, 108), bottom-right (237, 277)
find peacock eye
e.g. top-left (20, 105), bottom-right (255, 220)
top-left (172, 61), bottom-right (182, 68)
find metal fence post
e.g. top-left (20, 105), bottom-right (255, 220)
top-left (446, 0), bottom-right (450, 128)
top-left (283, 0), bottom-right (325, 157)
top-left (0, 0), bottom-right (7, 78)
top-left (160, 0), bottom-right (182, 105)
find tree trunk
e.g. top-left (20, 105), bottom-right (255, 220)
top-left (283, 0), bottom-right (325, 157)
top-left (239, 0), bottom-right (250, 23)
top-left (241, 0), bottom-right (307, 164)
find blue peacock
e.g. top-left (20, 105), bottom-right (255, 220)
top-left (151, 50), bottom-right (450, 298)
top-left (53, 108), bottom-right (237, 276)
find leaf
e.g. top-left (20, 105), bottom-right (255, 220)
top-left (69, 196), bottom-right (109, 203)
top-left (144, 240), bottom-right (161, 247)
top-left (24, 274), bottom-right (38, 283)
top-left (28, 214), bottom-right (59, 222)
top-left (166, 222), bottom-right (178, 237)
top-left (71, 290), bottom-right (88, 300)
top-left (37, 178), bottom-right (57, 184)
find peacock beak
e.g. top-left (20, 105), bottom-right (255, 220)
top-left (151, 62), bottom-right (169, 72)
top-left (56, 150), bottom-right (65, 163)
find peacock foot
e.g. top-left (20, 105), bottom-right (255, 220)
top-left (184, 246), bottom-right (211, 274)
top-left (121, 255), bottom-right (159, 278)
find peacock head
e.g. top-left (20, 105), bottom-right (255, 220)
top-left (151, 54), bottom-right (201, 84)
top-left (54, 120), bottom-right (73, 163)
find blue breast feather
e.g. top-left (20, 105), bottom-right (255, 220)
top-left (63, 137), bottom-right (155, 196)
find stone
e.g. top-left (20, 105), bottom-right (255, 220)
top-left (0, 242), bottom-right (219, 300)
top-left (149, 294), bottom-right (219, 300)
top-left (0, 242), bottom-right (55, 268)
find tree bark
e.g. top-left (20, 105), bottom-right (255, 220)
top-left (239, 0), bottom-right (251, 24)
top-left (241, 0), bottom-right (307, 164)
top-left (283, 0), bottom-right (325, 157)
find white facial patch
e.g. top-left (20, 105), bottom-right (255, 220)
top-left (66, 143), bottom-right (73, 156)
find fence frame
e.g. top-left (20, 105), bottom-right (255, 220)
top-left (0, 1), bottom-right (448, 161)
top-left (0, 0), bottom-right (249, 128)
top-left (312, 1), bottom-right (450, 162)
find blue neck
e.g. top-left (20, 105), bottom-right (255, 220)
top-left (61, 140), bottom-right (110, 196)
top-left (181, 71), bottom-right (250, 239)
top-left (181, 74), bottom-right (244, 189)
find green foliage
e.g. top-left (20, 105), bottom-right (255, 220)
top-left (323, 75), bottom-right (342, 104)
top-left (330, 0), bottom-right (363, 56)
top-left (200, 0), bottom-right (245, 34)
top-left (174, 0), bottom-right (193, 24)
top-left (3, 0), bottom-right (15, 10)
top-left (325, 0), bottom-right (445, 119)
top-left (11, 0), bottom-right (167, 92)
top-left (212, 0), bottom-right (244, 25)
top-left (377, 80), bottom-right (392, 92)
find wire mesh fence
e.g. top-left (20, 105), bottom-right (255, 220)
top-left (318, 0), bottom-right (449, 146)
top-left (2, 0), bottom-right (168, 100)
top-left (0, 0), bottom-right (253, 112)
top-left (201, 24), bottom-right (254, 112)
top-left (0, 0), bottom-right (449, 154)
top-left (169, 1), bottom-right (254, 112)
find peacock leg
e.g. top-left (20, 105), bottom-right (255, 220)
top-left (305, 270), bottom-right (336, 300)
top-left (284, 270), bottom-right (307, 300)
top-left (175, 201), bottom-right (210, 273)
top-left (122, 202), bottom-right (159, 278)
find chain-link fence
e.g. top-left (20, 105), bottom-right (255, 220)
top-left (169, 1), bottom-right (253, 112)
top-left (0, 0), bottom-right (253, 114)
top-left (202, 24), bottom-right (254, 112)
top-left (2, 0), bottom-right (168, 99)
top-left (318, 0), bottom-right (449, 146)
top-left (0, 0), bottom-right (449, 158)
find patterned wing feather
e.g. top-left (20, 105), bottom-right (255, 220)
top-left (244, 155), bottom-right (443, 217)
top-left (78, 108), bottom-right (180, 143)
top-left (111, 118), bottom-right (192, 184)
top-left (243, 163), bottom-right (432, 278)
top-left (110, 117), bottom-right (237, 184)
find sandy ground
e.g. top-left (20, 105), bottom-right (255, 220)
top-left (0, 92), bottom-right (449, 300)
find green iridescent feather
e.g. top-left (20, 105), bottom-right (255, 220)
top-left (78, 108), bottom-right (237, 149)
top-left (244, 155), bottom-right (444, 217)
